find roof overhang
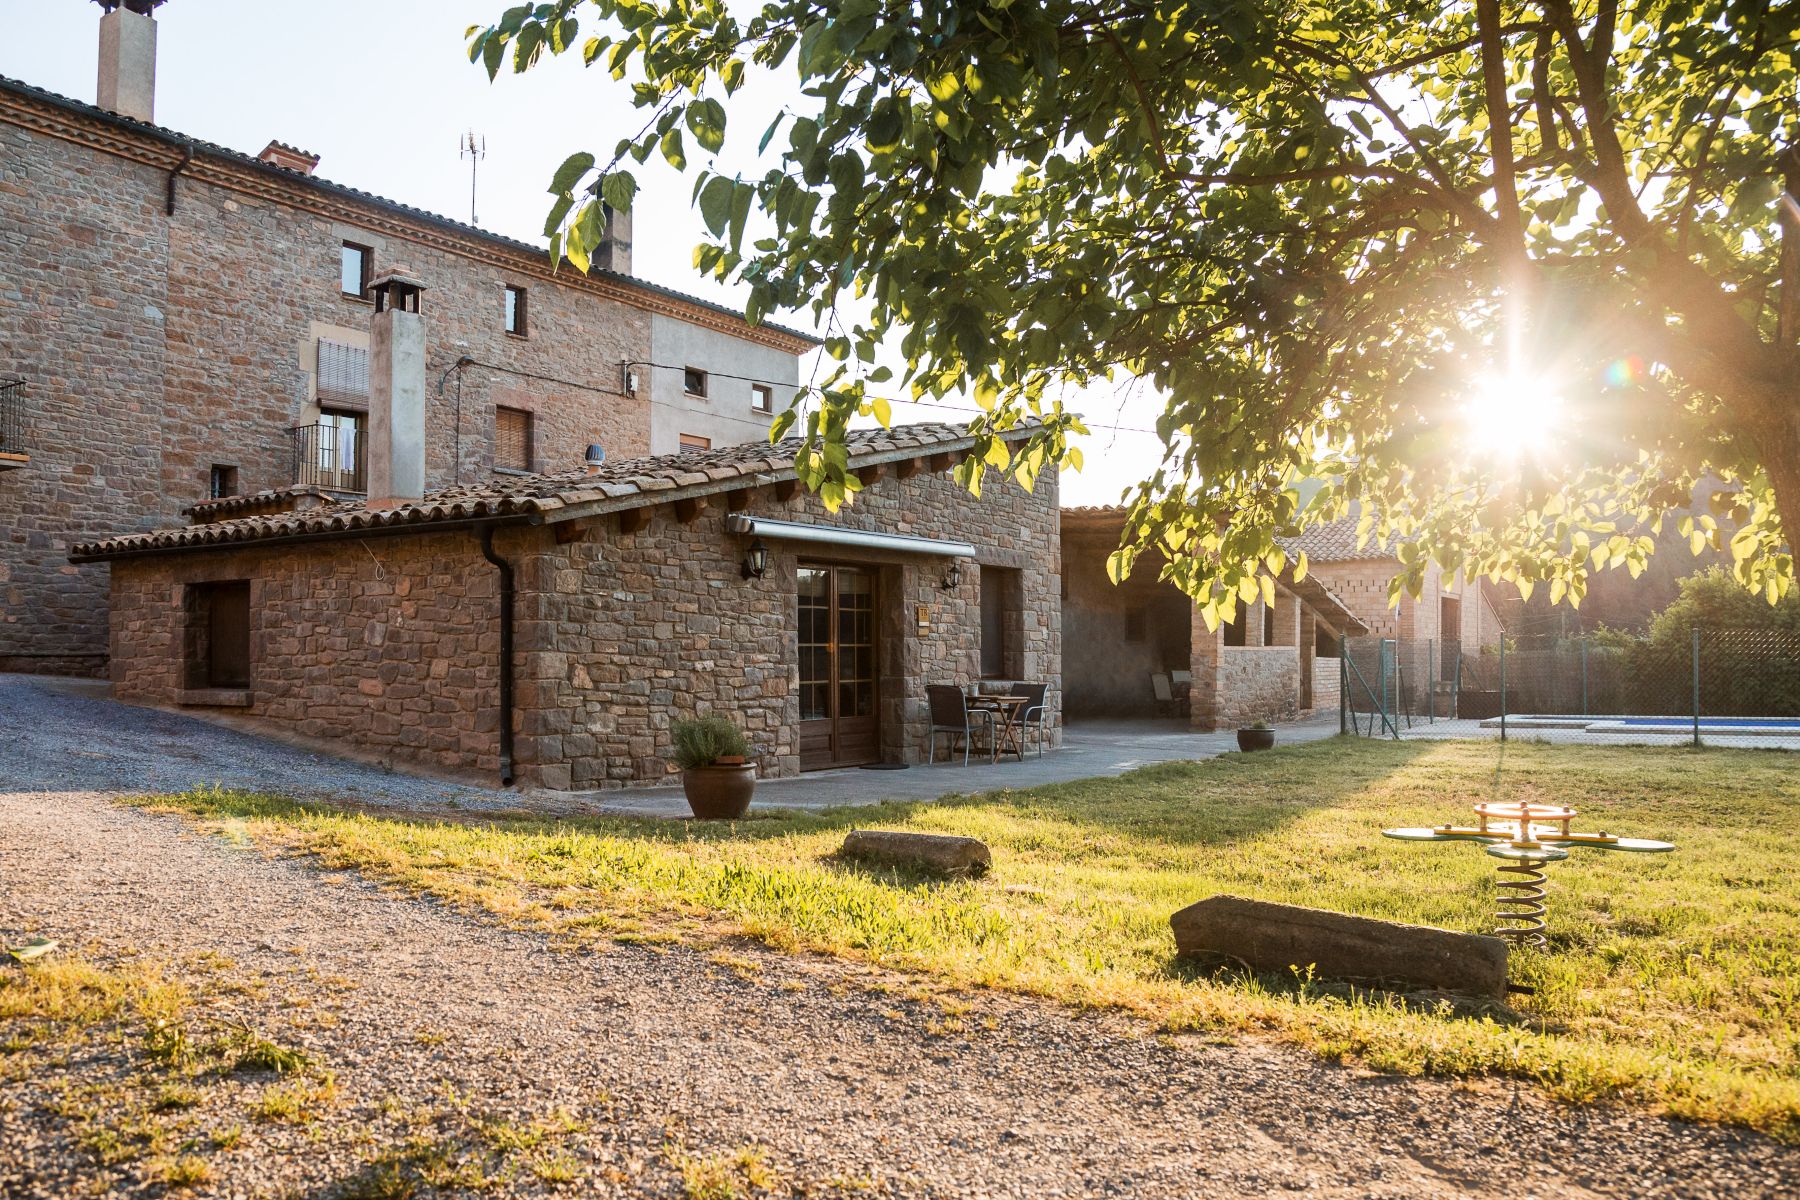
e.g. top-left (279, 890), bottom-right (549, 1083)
top-left (725, 514), bottom-right (975, 558)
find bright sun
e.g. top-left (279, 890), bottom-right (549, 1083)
top-left (1462, 371), bottom-right (1565, 463)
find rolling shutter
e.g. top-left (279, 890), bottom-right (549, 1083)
top-left (495, 407), bottom-right (532, 471)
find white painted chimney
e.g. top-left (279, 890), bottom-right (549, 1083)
top-left (366, 271), bottom-right (428, 508)
top-left (97, 1), bottom-right (163, 124)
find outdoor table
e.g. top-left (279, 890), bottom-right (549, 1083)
top-left (968, 694), bottom-right (1029, 762)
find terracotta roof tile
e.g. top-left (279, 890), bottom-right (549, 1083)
top-left (71, 423), bottom-right (1018, 562)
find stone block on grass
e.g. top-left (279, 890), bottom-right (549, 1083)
top-left (840, 830), bottom-right (992, 877)
top-left (1171, 894), bottom-right (1508, 1000)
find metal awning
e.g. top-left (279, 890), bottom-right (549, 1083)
top-left (725, 513), bottom-right (975, 558)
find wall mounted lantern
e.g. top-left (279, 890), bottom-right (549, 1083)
top-left (940, 560), bottom-right (962, 591)
top-left (741, 538), bottom-right (770, 580)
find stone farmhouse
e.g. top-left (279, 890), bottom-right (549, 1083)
top-left (1, 1), bottom-right (810, 678)
top-left (1061, 508), bottom-right (1506, 728)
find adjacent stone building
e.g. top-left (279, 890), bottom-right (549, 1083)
top-left (1060, 507), bottom-right (1367, 728)
top-left (75, 423), bottom-right (1061, 789)
top-left (0, 3), bottom-right (812, 676)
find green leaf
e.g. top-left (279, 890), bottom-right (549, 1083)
top-left (686, 98), bottom-right (728, 153)
top-left (548, 151), bottom-right (595, 196)
top-left (698, 175), bottom-right (735, 237)
top-left (660, 128), bottom-right (687, 170)
top-left (600, 170), bottom-right (637, 212)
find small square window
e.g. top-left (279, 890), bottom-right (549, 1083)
top-left (504, 285), bottom-right (528, 336)
top-left (495, 406), bottom-right (533, 472)
top-left (208, 464), bottom-right (239, 499)
top-left (750, 384), bottom-right (773, 414)
top-left (683, 367), bottom-right (708, 398)
top-left (679, 433), bottom-right (711, 453)
top-left (340, 242), bottom-right (371, 299)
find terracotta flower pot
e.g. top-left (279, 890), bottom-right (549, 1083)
top-left (1236, 727), bottom-right (1276, 752)
top-left (681, 763), bottom-right (757, 819)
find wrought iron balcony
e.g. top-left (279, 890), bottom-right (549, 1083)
top-left (290, 421), bottom-right (366, 493)
top-left (0, 378), bottom-right (25, 469)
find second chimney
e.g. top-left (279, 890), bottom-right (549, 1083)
top-left (97, 1), bottom-right (163, 124)
top-left (594, 204), bottom-right (633, 276)
top-left (366, 271), bottom-right (428, 509)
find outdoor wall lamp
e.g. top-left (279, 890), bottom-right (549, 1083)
top-left (741, 538), bottom-right (770, 580)
top-left (940, 560), bottom-right (962, 591)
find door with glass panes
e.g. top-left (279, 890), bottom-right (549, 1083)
top-left (796, 564), bottom-right (879, 769)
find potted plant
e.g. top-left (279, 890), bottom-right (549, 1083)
top-left (1236, 721), bottom-right (1276, 752)
top-left (671, 714), bottom-right (756, 819)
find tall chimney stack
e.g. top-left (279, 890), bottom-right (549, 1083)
top-left (366, 271), bottom-right (428, 508)
top-left (595, 204), bottom-right (633, 276)
top-left (96, 1), bottom-right (164, 124)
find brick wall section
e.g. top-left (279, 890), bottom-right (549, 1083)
top-left (0, 91), bottom-right (802, 674)
top-left (104, 463), bottom-right (1059, 790)
top-left (1059, 533), bottom-right (1190, 717)
top-left (512, 465), bottom-right (1061, 789)
top-left (108, 528), bottom-right (505, 776)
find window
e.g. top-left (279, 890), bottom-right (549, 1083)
top-left (495, 406), bottom-right (533, 472)
top-left (678, 433), bottom-right (712, 453)
top-left (184, 580), bottom-right (251, 690)
top-left (504, 285), bottom-right (528, 336)
top-left (340, 242), bottom-right (371, 299)
top-left (316, 339), bottom-right (369, 405)
top-left (683, 367), bottom-right (708, 398)
top-left (1315, 622), bottom-right (1340, 659)
top-left (208, 464), bottom-right (239, 499)
top-left (1124, 607), bottom-right (1147, 643)
top-left (312, 410), bottom-right (366, 492)
top-left (979, 566), bottom-right (1022, 680)
top-left (750, 383), bottom-right (774, 414)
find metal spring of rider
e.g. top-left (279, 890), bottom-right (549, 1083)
top-left (1493, 856), bottom-right (1550, 948)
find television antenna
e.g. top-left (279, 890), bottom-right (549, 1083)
top-left (460, 131), bottom-right (486, 226)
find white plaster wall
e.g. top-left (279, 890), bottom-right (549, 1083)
top-left (647, 313), bottom-right (803, 454)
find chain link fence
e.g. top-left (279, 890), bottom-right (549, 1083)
top-left (1340, 627), bottom-right (1800, 748)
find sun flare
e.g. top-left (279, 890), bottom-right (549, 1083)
top-left (1462, 372), bottom-right (1564, 463)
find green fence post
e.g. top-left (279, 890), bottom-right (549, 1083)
top-left (1339, 635), bottom-right (1347, 736)
top-left (1581, 636), bottom-right (1589, 717)
top-left (1691, 625), bottom-right (1702, 747)
top-left (1499, 637), bottom-right (1508, 742)
top-left (1427, 638), bottom-right (1436, 723)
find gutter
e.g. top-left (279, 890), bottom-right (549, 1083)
top-left (478, 525), bottom-right (517, 788)
top-left (69, 513), bottom-right (532, 564)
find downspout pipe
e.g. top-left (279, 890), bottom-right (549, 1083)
top-left (166, 141), bottom-right (192, 216)
top-left (479, 525), bottom-right (516, 787)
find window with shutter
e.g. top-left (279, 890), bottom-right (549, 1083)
top-left (678, 433), bottom-right (711, 453)
top-left (316, 339), bottom-right (369, 407)
top-left (495, 407), bottom-right (532, 472)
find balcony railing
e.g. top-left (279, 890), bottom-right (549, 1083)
top-left (0, 378), bottom-right (25, 468)
top-left (291, 422), bottom-right (366, 493)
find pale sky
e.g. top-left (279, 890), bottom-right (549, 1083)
top-left (0, 0), bottom-right (1166, 505)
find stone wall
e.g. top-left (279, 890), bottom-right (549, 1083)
top-left (512, 464), bottom-right (1061, 789)
top-left (108, 527), bottom-right (509, 777)
top-left (103, 459), bottom-right (1058, 791)
top-left (0, 89), bottom-right (804, 674)
top-left (1214, 647), bottom-right (1303, 727)
top-left (1059, 531), bottom-right (1190, 717)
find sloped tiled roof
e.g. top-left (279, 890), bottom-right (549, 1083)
top-left (1276, 515), bottom-right (1401, 564)
top-left (71, 423), bottom-right (1024, 562)
top-left (0, 74), bottom-right (819, 350)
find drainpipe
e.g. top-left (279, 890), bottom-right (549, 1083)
top-left (166, 141), bottom-right (192, 216)
top-left (479, 525), bottom-right (516, 786)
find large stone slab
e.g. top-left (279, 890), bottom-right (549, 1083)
top-left (840, 830), bottom-right (992, 877)
top-left (1171, 894), bottom-right (1508, 1000)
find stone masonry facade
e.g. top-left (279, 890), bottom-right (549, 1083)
top-left (102, 456), bottom-right (1060, 789)
top-left (0, 79), bottom-right (811, 677)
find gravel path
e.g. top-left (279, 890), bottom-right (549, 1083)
top-left (2, 791), bottom-right (1795, 1198)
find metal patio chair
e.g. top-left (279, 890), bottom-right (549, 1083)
top-left (927, 684), bottom-right (996, 766)
top-left (1011, 682), bottom-right (1052, 758)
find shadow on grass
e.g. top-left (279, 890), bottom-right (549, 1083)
top-left (1160, 952), bottom-right (1525, 1024)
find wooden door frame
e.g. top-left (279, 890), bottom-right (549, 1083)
top-left (796, 559), bottom-right (883, 770)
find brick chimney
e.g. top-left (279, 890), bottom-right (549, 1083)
top-left (96, 1), bottom-right (164, 124)
top-left (257, 141), bottom-right (321, 176)
top-left (366, 271), bottom-right (428, 508)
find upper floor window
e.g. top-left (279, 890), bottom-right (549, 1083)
top-left (679, 433), bottom-right (711, 453)
top-left (340, 242), bottom-right (372, 299)
top-left (683, 367), bottom-right (708, 398)
top-left (208, 464), bottom-right (239, 499)
top-left (504, 285), bottom-right (528, 337)
top-left (495, 406), bottom-right (533, 472)
top-left (750, 384), bottom-right (773, 414)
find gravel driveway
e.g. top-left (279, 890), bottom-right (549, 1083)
top-left (2, 786), bottom-right (1795, 1197)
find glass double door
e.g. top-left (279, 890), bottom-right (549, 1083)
top-left (797, 564), bottom-right (879, 769)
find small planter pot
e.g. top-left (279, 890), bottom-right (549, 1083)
top-left (1236, 727), bottom-right (1276, 752)
top-left (681, 763), bottom-right (757, 819)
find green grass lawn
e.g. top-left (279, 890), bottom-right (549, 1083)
top-left (144, 738), bottom-right (1800, 1139)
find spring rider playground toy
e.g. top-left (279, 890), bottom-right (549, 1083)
top-left (1383, 802), bottom-right (1674, 948)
